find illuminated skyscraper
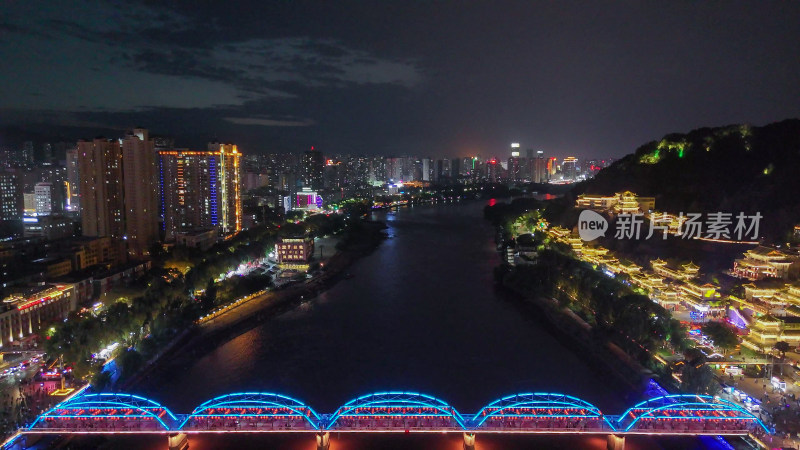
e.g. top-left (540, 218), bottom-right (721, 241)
top-left (547, 157), bottom-right (558, 177)
top-left (562, 157), bottom-right (578, 181)
top-left (34, 182), bottom-right (53, 215)
top-left (533, 150), bottom-right (547, 183)
top-left (78, 130), bottom-right (159, 256)
top-left (78, 138), bottom-right (124, 238)
top-left (65, 148), bottom-right (79, 211)
top-left (0, 171), bottom-right (22, 222)
top-left (302, 147), bottom-right (324, 189)
top-left (507, 151), bottom-right (522, 182)
top-left (158, 144), bottom-right (242, 240)
top-left (486, 158), bottom-right (500, 182)
top-left (421, 158), bottom-right (431, 181)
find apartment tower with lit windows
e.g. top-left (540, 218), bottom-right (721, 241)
top-left (158, 143), bottom-right (242, 240)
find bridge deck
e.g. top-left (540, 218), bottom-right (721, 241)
top-left (20, 392), bottom-right (769, 437)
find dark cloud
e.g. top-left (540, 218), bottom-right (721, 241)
top-left (223, 116), bottom-right (316, 127)
top-left (0, 0), bottom-right (799, 158)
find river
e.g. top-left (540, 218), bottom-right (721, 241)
top-left (98, 201), bottom-right (716, 449)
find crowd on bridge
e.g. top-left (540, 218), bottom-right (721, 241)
top-left (330, 416), bottom-right (459, 430)
top-left (32, 416), bottom-right (165, 432)
top-left (478, 416), bottom-right (609, 431)
top-left (182, 416), bottom-right (315, 431)
top-left (629, 417), bottom-right (765, 435)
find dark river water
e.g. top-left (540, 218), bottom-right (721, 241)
top-left (82, 201), bottom-right (720, 449)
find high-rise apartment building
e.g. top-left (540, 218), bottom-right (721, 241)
top-left (451, 158), bottom-right (462, 181)
top-left (547, 157), bottom-right (558, 177)
top-left (0, 171), bottom-right (22, 222)
top-left (34, 182), bottom-right (53, 215)
top-left (21, 141), bottom-right (34, 166)
top-left (42, 143), bottom-right (53, 164)
top-left (121, 129), bottom-right (159, 256)
top-left (533, 150), bottom-right (547, 183)
top-left (302, 147), bottom-right (324, 189)
top-left (78, 138), bottom-right (124, 238)
top-left (385, 156), bottom-right (402, 182)
top-left (158, 144), bottom-right (242, 240)
top-left (562, 157), bottom-right (578, 181)
top-left (486, 158), bottom-right (500, 182)
top-left (65, 148), bottom-right (80, 211)
top-left (421, 158), bottom-right (431, 182)
top-left (507, 153), bottom-right (523, 182)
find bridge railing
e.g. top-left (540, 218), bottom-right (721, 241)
top-left (20, 390), bottom-right (771, 436)
top-left (179, 392), bottom-right (322, 431)
top-left (616, 395), bottom-right (769, 435)
top-left (28, 393), bottom-right (179, 433)
top-left (325, 392), bottom-right (467, 431)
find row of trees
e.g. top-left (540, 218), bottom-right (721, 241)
top-left (487, 196), bottom-right (728, 395)
top-left (498, 241), bottom-right (689, 357)
top-left (45, 212), bottom-right (354, 386)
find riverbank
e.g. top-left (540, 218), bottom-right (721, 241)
top-left (523, 293), bottom-right (650, 389)
top-left (123, 221), bottom-right (387, 389)
top-left (494, 265), bottom-right (654, 394)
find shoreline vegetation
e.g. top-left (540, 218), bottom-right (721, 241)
top-left (499, 282), bottom-right (651, 392)
top-left (124, 220), bottom-right (387, 390)
top-left (43, 198), bottom-right (386, 392)
top-left (485, 197), bottom-right (712, 398)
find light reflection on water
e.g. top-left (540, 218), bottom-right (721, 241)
top-left (123, 202), bottom-right (712, 449)
top-left (61, 432), bottom-right (710, 450)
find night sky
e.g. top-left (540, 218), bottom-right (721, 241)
top-left (1, 0), bottom-right (799, 158)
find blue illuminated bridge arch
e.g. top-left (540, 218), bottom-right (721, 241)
top-left (20, 390), bottom-right (770, 437)
top-left (617, 395), bottom-right (769, 435)
top-left (470, 393), bottom-right (614, 432)
top-left (325, 391), bottom-right (467, 431)
top-left (180, 393), bottom-right (322, 431)
top-left (29, 393), bottom-right (179, 432)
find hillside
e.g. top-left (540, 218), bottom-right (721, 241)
top-left (567, 119), bottom-right (800, 242)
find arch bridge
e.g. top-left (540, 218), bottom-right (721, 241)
top-left (9, 390), bottom-right (769, 450)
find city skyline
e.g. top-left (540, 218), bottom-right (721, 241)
top-left (2, 2), bottom-right (800, 449)
top-left (2, 1), bottom-right (799, 158)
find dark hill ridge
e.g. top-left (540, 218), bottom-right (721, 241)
top-left (568, 118), bottom-right (800, 242)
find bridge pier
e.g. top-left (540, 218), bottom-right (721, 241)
top-left (316, 431), bottom-right (331, 450)
top-left (463, 432), bottom-right (476, 450)
top-left (167, 433), bottom-right (189, 450)
top-left (607, 434), bottom-right (625, 450)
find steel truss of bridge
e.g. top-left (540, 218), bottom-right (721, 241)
top-left (15, 390), bottom-right (768, 438)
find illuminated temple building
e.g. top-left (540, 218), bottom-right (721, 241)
top-left (742, 315), bottom-right (800, 351)
top-left (650, 259), bottom-right (700, 281)
top-left (158, 144), bottom-right (242, 240)
top-left (575, 191), bottom-right (655, 215)
top-left (732, 246), bottom-right (799, 280)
